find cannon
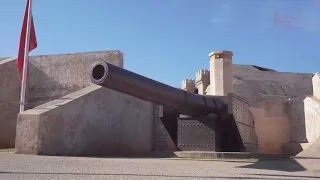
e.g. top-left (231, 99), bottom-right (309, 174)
top-left (90, 61), bottom-right (228, 117)
top-left (90, 61), bottom-right (244, 152)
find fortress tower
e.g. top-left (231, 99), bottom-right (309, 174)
top-left (195, 69), bottom-right (210, 95)
top-left (208, 50), bottom-right (234, 96)
top-left (181, 79), bottom-right (196, 93)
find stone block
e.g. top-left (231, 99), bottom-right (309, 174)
top-left (286, 96), bottom-right (308, 143)
top-left (15, 85), bottom-right (155, 156)
top-left (0, 50), bottom-right (123, 149)
top-left (287, 96), bottom-right (320, 144)
top-left (282, 142), bottom-right (312, 156)
top-left (249, 99), bottom-right (290, 153)
top-left (153, 105), bottom-right (177, 151)
top-left (0, 57), bottom-right (20, 148)
top-left (208, 50), bottom-right (233, 59)
top-left (303, 97), bottom-right (320, 143)
top-left (312, 72), bottom-right (320, 99)
top-left (208, 50), bottom-right (233, 96)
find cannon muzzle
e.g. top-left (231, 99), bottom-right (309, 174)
top-left (90, 61), bottom-right (227, 117)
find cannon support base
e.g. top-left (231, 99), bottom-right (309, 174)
top-left (177, 114), bottom-right (220, 151)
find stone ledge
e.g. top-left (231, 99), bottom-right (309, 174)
top-left (15, 85), bottom-right (155, 156)
top-left (208, 50), bottom-right (233, 59)
top-left (282, 143), bottom-right (312, 156)
top-left (151, 151), bottom-right (290, 160)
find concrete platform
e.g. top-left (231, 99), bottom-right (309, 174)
top-left (151, 151), bottom-right (291, 160)
top-left (282, 142), bottom-right (312, 156)
top-left (1, 152), bottom-right (320, 180)
top-left (297, 137), bottom-right (320, 158)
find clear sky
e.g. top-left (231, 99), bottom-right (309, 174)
top-left (1, 0), bottom-right (319, 87)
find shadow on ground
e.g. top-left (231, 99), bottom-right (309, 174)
top-left (247, 173), bottom-right (320, 179)
top-left (238, 158), bottom-right (307, 172)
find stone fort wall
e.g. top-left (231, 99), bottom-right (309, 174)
top-left (0, 50), bottom-right (124, 148)
top-left (15, 85), bottom-right (157, 155)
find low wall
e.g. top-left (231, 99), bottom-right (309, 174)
top-left (250, 99), bottom-right (290, 153)
top-left (250, 96), bottom-right (320, 155)
top-left (25, 50), bottom-right (123, 108)
top-left (0, 57), bottom-right (21, 148)
top-left (153, 105), bottom-right (177, 151)
top-left (287, 96), bottom-right (320, 144)
top-left (0, 50), bottom-right (123, 148)
top-left (15, 85), bottom-right (156, 156)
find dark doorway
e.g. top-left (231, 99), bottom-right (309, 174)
top-left (218, 114), bottom-right (244, 152)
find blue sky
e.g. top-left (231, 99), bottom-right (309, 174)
top-left (1, 0), bottom-right (319, 87)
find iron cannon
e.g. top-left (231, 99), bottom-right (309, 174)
top-left (89, 61), bottom-right (243, 152)
top-left (89, 61), bottom-right (228, 117)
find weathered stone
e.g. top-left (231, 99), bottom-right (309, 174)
top-left (181, 79), bottom-right (195, 93)
top-left (312, 72), bottom-right (320, 99)
top-left (287, 96), bottom-right (320, 144)
top-left (0, 57), bottom-right (21, 148)
top-left (208, 50), bottom-right (233, 96)
top-left (250, 99), bottom-right (290, 153)
top-left (195, 69), bottom-right (210, 95)
top-left (153, 105), bottom-right (177, 151)
top-left (0, 50), bottom-right (123, 148)
top-left (16, 85), bottom-right (155, 156)
top-left (232, 66), bottom-right (313, 107)
top-left (1, 48), bottom-right (318, 156)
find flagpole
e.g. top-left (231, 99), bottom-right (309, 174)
top-left (19, 0), bottom-right (33, 113)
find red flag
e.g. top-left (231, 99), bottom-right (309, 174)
top-left (16, 0), bottom-right (37, 83)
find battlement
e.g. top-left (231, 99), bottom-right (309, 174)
top-left (182, 79), bottom-right (195, 88)
top-left (195, 69), bottom-right (210, 84)
top-left (181, 79), bottom-right (196, 92)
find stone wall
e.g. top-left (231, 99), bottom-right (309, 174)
top-left (15, 85), bottom-right (156, 156)
top-left (153, 106), bottom-right (177, 151)
top-left (287, 96), bottom-right (320, 144)
top-left (25, 50), bottom-right (123, 108)
top-left (250, 99), bottom-right (291, 153)
top-left (0, 57), bottom-right (21, 148)
top-left (0, 50), bottom-right (123, 148)
top-left (0, 57), bottom-right (8, 61)
top-left (249, 96), bottom-right (320, 155)
top-left (232, 68), bottom-right (313, 107)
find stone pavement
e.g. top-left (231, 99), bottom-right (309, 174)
top-left (0, 152), bottom-right (320, 180)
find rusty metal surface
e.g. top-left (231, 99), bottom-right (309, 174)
top-left (177, 114), bottom-right (219, 151)
top-left (228, 93), bottom-right (258, 151)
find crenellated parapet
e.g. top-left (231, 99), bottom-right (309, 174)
top-left (195, 69), bottom-right (210, 95)
top-left (181, 79), bottom-right (196, 93)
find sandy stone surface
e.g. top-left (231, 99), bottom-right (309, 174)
top-left (0, 152), bottom-right (320, 180)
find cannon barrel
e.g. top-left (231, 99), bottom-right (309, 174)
top-left (90, 61), bottom-right (227, 117)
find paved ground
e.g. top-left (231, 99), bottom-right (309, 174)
top-left (0, 152), bottom-right (320, 180)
